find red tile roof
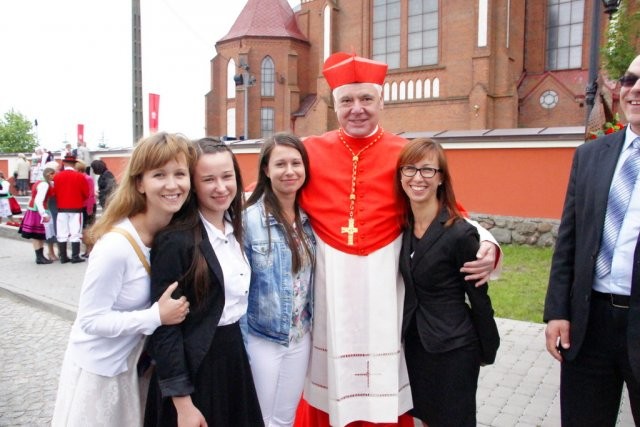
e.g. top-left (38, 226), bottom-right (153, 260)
top-left (219, 0), bottom-right (307, 42)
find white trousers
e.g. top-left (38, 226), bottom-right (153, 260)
top-left (56, 212), bottom-right (83, 243)
top-left (247, 332), bottom-right (311, 427)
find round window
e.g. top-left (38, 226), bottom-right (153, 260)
top-left (539, 90), bottom-right (558, 109)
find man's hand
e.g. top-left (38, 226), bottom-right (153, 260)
top-left (545, 319), bottom-right (570, 362)
top-left (460, 241), bottom-right (497, 286)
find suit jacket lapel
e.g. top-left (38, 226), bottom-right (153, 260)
top-left (410, 209), bottom-right (448, 273)
top-left (593, 130), bottom-right (627, 228)
top-left (198, 226), bottom-right (225, 287)
top-left (400, 229), bottom-right (413, 281)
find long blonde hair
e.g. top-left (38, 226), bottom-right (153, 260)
top-left (88, 132), bottom-right (197, 243)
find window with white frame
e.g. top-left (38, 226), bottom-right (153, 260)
top-left (261, 57), bottom-right (275, 97)
top-left (373, 0), bottom-right (401, 68)
top-left (227, 59), bottom-right (237, 99)
top-left (546, 0), bottom-right (584, 70)
top-left (261, 108), bottom-right (274, 138)
top-left (373, 0), bottom-right (439, 69)
top-left (408, 0), bottom-right (438, 67)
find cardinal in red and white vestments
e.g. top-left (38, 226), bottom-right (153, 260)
top-left (294, 52), bottom-right (414, 427)
top-left (295, 52), bottom-right (499, 427)
top-left (298, 127), bottom-right (415, 427)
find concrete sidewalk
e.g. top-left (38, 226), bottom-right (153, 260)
top-left (0, 226), bottom-right (635, 426)
top-left (0, 225), bottom-right (82, 320)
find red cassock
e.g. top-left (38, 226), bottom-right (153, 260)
top-left (299, 128), bottom-right (406, 256)
top-left (294, 398), bottom-right (415, 427)
top-left (296, 128), bottom-right (414, 427)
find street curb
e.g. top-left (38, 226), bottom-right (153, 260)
top-left (0, 281), bottom-right (77, 321)
top-left (0, 224), bottom-right (22, 241)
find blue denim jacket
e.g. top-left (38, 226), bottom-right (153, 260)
top-left (243, 198), bottom-right (316, 346)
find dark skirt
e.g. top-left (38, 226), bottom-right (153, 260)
top-left (18, 210), bottom-right (46, 240)
top-left (404, 319), bottom-right (481, 427)
top-left (144, 322), bottom-right (264, 427)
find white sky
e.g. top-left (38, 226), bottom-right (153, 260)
top-left (0, 0), bottom-right (299, 150)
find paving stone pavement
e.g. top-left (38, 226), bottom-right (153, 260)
top-left (0, 294), bottom-right (70, 426)
top-left (0, 229), bottom-right (636, 426)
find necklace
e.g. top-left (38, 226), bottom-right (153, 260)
top-left (337, 127), bottom-right (384, 245)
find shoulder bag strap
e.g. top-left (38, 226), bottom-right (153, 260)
top-left (111, 227), bottom-right (151, 275)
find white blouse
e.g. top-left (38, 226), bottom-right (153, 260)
top-left (200, 213), bottom-right (250, 325)
top-left (65, 218), bottom-right (161, 377)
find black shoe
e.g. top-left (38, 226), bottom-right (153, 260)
top-left (70, 256), bottom-right (86, 264)
top-left (58, 242), bottom-right (69, 263)
top-left (35, 250), bottom-right (53, 264)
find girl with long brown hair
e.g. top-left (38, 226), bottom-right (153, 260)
top-left (144, 137), bottom-right (263, 426)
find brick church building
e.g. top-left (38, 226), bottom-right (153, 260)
top-left (205, 0), bottom-right (627, 140)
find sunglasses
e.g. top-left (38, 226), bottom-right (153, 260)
top-left (619, 74), bottom-right (639, 88)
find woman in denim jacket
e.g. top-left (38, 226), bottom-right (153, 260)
top-left (244, 133), bottom-right (316, 426)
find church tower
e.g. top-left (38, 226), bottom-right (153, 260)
top-left (205, 0), bottom-right (311, 140)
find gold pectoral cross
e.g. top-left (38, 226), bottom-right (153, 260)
top-left (341, 218), bottom-right (358, 246)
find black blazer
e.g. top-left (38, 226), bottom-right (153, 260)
top-left (147, 221), bottom-right (226, 397)
top-left (400, 209), bottom-right (500, 364)
top-left (545, 128), bottom-right (640, 379)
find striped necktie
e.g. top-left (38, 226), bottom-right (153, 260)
top-left (595, 137), bottom-right (640, 278)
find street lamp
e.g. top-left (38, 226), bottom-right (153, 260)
top-left (234, 63), bottom-right (256, 140)
top-left (585, 0), bottom-right (622, 123)
top-left (602, 0), bottom-right (622, 19)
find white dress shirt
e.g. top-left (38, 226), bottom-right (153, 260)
top-left (594, 127), bottom-right (640, 296)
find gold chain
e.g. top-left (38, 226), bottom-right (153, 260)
top-left (338, 128), bottom-right (384, 245)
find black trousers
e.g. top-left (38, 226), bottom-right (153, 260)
top-left (560, 297), bottom-right (640, 426)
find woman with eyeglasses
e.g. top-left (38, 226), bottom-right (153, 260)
top-left (396, 138), bottom-right (500, 427)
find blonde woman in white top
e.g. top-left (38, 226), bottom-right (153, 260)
top-left (52, 132), bottom-right (195, 427)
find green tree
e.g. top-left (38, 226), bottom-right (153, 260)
top-left (0, 110), bottom-right (37, 153)
top-left (602, 0), bottom-right (640, 80)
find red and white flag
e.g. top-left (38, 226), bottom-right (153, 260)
top-left (149, 93), bottom-right (160, 133)
top-left (77, 124), bottom-right (84, 143)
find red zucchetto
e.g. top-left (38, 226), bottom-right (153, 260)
top-left (322, 52), bottom-right (388, 90)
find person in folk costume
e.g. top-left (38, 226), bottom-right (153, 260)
top-left (18, 167), bottom-right (57, 264)
top-left (54, 154), bottom-right (89, 263)
top-left (294, 52), bottom-right (502, 427)
top-left (0, 171), bottom-right (17, 226)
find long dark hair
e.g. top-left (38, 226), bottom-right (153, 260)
top-left (395, 138), bottom-right (463, 227)
top-left (246, 133), bottom-right (313, 273)
top-left (166, 137), bottom-right (245, 306)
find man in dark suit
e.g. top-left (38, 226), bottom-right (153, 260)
top-left (544, 54), bottom-right (640, 426)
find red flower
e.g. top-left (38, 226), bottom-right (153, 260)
top-left (589, 113), bottom-right (625, 140)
